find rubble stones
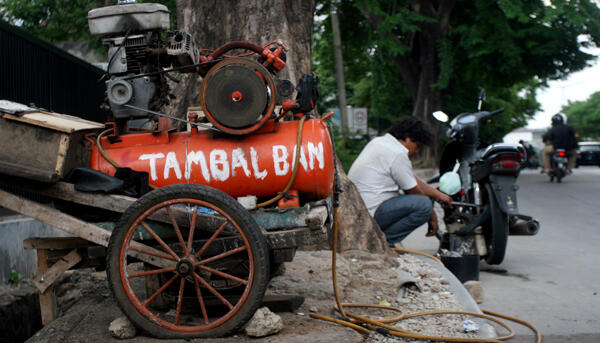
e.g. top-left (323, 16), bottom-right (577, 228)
top-left (244, 307), bottom-right (283, 337)
top-left (108, 316), bottom-right (136, 339)
top-left (91, 271), bottom-right (107, 281)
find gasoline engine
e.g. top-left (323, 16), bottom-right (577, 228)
top-left (87, 1), bottom-right (333, 206)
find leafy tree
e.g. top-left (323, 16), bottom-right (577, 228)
top-left (563, 91), bottom-right (600, 139)
top-left (312, 0), bottom-right (600, 165)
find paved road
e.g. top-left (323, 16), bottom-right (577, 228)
top-left (404, 166), bottom-right (600, 342)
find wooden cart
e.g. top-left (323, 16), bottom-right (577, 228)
top-left (0, 102), bottom-right (331, 338)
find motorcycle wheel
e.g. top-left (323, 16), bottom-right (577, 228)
top-left (557, 168), bottom-right (564, 183)
top-left (482, 183), bottom-right (509, 265)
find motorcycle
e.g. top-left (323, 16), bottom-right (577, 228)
top-left (549, 149), bottom-right (568, 183)
top-left (431, 90), bottom-right (539, 265)
top-left (520, 142), bottom-right (540, 169)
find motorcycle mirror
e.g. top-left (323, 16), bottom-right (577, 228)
top-left (432, 111), bottom-right (449, 123)
top-left (477, 88), bottom-right (486, 111)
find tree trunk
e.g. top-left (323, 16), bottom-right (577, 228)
top-left (363, 0), bottom-right (455, 166)
top-left (335, 159), bottom-right (390, 254)
top-left (170, 0), bottom-right (315, 116)
top-left (170, 0), bottom-right (386, 252)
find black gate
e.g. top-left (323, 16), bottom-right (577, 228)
top-left (0, 20), bottom-right (106, 123)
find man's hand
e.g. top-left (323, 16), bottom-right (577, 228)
top-left (426, 209), bottom-right (439, 237)
top-left (435, 191), bottom-right (453, 208)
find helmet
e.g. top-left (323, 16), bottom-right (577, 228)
top-left (551, 113), bottom-right (564, 125)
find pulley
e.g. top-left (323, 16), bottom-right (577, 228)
top-left (200, 58), bottom-right (277, 135)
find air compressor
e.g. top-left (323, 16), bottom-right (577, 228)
top-left (86, 0), bottom-right (335, 206)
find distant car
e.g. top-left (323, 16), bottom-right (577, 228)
top-left (576, 141), bottom-right (600, 167)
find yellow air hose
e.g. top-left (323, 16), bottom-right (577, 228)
top-left (257, 115), bottom-right (306, 208)
top-left (310, 188), bottom-right (542, 343)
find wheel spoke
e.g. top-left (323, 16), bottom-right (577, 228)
top-left (140, 221), bottom-right (180, 260)
top-left (194, 277), bottom-right (209, 324)
top-left (130, 244), bottom-right (178, 262)
top-left (186, 205), bottom-right (198, 253)
top-left (193, 272), bottom-right (233, 310)
top-left (197, 265), bottom-right (248, 285)
top-left (197, 246), bottom-right (247, 265)
top-left (167, 206), bottom-right (188, 256)
top-left (128, 267), bottom-right (176, 279)
top-left (174, 277), bottom-right (185, 325)
top-left (195, 221), bottom-right (229, 258)
top-left (143, 274), bottom-right (178, 306)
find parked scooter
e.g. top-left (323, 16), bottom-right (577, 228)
top-left (431, 90), bottom-right (539, 265)
top-left (549, 149), bottom-right (568, 183)
top-left (519, 141), bottom-right (540, 169)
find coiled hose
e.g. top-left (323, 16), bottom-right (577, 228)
top-left (310, 183), bottom-right (542, 342)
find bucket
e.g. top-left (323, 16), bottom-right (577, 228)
top-left (441, 255), bottom-right (480, 283)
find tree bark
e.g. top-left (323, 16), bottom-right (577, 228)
top-left (170, 0), bottom-right (315, 116)
top-left (335, 159), bottom-right (390, 254)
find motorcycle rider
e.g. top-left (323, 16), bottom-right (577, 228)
top-left (542, 113), bottom-right (578, 174)
top-left (348, 116), bottom-right (452, 248)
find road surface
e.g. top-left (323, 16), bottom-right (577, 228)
top-left (404, 166), bottom-right (600, 343)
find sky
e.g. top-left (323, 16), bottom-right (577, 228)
top-left (528, 47), bottom-right (600, 129)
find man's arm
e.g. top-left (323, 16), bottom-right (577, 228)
top-left (403, 177), bottom-right (452, 237)
top-left (415, 176), bottom-right (452, 205)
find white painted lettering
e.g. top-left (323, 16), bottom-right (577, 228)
top-left (164, 152), bottom-right (182, 180)
top-left (273, 145), bottom-right (289, 176)
top-left (308, 142), bottom-right (325, 170)
top-left (231, 148), bottom-right (251, 177)
top-left (250, 147), bottom-right (268, 180)
top-left (291, 145), bottom-right (309, 172)
top-left (139, 153), bottom-right (164, 181)
top-left (185, 151), bottom-right (210, 182)
top-left (210, 149), bottom-right (229, 181)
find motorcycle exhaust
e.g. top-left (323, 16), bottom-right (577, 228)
top-left (509, 216), bottom-right (540, 236)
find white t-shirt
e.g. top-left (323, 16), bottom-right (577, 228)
top-left (348, 133), bottom-right (417, 216)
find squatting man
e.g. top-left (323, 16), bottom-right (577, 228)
top-left (348, 116), bottom-right (452, 248)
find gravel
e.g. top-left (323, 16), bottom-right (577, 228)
top-left (268, 249), bottom-right (483, 342)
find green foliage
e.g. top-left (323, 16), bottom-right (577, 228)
top-left (331, 129), bottom-right (369, 172)
top-left (312, 2), bottom-right (413, 134)
top-left (312, 0), bottom-right (600, 160)
top-left (9, 270), bottom-right (22, 285)
top-left (562, 91), bottom-right (600, 140)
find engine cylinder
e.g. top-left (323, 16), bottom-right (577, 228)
top-left (89, 119), bottom-right (335, 201)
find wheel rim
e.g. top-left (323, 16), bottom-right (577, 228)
top-left (118, 198), bottom-right (255, 333)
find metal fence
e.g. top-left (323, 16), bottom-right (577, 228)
top-left (0, 20), bottom-right (107, 123)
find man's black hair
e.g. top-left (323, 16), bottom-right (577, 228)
top-left (387, 116), bottom-right (432, 145)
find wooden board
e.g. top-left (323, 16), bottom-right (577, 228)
top-left (0, 188), bottom-right (173, 269)
top-left (1, 110), bottom-right (104, 133)
top-left (33, 249), bottom-right (82, 293)
top-left (36, 249), bottom-right (57, 325)
top-left (23, 237), bottom-right (94, 250)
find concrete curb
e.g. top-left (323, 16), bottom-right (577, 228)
top-left (414, 254), bottom-right (497, 339)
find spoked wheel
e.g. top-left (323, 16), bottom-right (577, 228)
top-left (482, 184), bottom-right (509, 265)
top-left (107, 184), bottom-right (269, 338)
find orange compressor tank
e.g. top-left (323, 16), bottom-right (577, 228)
top-left (89, 118), bottom-right (335, 201)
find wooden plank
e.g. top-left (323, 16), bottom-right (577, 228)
top-left (24, 237), bottom-right (93, 250)
top-left (0, 180), bottom-right (137, 214)
top-left (34, 249), bottom-right (82, 293)
top-left (54, 134), bottom-right (71, 178)
top-left (1, 111), bottom-right (105, 133)
top-left (0, 188), bottom-right (173, 269)
top-left (36, 249), bottom-right (57, 325)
